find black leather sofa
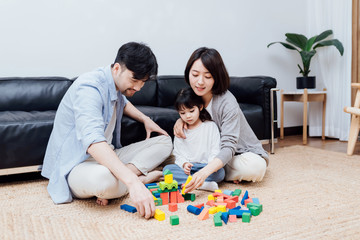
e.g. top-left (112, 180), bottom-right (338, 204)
top-left (0, 75), bottom-right (277, 175)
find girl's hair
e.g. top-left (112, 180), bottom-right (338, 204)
top-left (174, 87), bottom-right (212, 122)
top-left (184, 47), bottom-right (230, 95)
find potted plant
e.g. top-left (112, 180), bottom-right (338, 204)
top-left (267, 30), bottom-right (344, 89)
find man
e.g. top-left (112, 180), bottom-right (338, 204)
top-left (41, 42), bottom-right (172, 219)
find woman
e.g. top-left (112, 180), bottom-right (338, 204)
top-left (174, 47), bottom-right (269, 193)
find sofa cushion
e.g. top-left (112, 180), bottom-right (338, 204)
top-left (0, 77), bottom-right (73, 111)
top-left (239, 103), bottom-right (265, 140)
top-left (157, 76), bottom-right (189, 107)
top-left (126, 79), bottom-right (157, 106)
top-left (0, 110), bottom-right (56, 168)
top-left (120, 106), bottom-right (179, 146)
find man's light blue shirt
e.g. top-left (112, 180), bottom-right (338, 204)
top-left (41, 65), bottom-right (127, 204)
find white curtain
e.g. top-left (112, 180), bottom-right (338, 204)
top-left (307, 0), bottom-right (352, 141)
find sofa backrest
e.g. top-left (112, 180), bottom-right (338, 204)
top-left (0, 77), bottom-right (73, 111)
top-left (126, 79), bottom-right (158, 106)
top-left (157, 75), bottom-right (189, 107)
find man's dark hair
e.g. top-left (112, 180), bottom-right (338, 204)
top-left (113, 42), bottom-right (158, 81)
top-left (184, 47), bottom-right (230, 95)
top-left (174, 87), bottom-right (212, 122)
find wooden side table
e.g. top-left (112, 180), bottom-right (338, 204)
top-left (280, 88), bottom-right (327, 144)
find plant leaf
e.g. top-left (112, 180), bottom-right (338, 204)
top-left (314, 30), bottom-right (333, 43)
top-left (285, 33), bottom-right (308, 50)
top-left (313, 39), bottom-right (344, 55)
top-left (267, 42), bottom-right (299, 51)
top-left (305, 36), bottom-right (317, 51)
top-left (300, 50), bottom-right (316, 77)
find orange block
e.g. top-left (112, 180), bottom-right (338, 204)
top-left (216, 196), bottom-right (224, 203)
top-left (225, 200), bottom-right (236, 209)
top-left (229, 215), bottom-right (237, 222)
top-left (244, 198), bottom-right (253, 207)
top-left (206, 200), bottom-right (215, 206)
top-left (197, 207), bottom-right (209, 220)
top-left (177, 191), bottom-right (185, 203)
top-left (160, 192), bottom-right (169, 205)
top-left (228, 196), bottom-right (239, 203)
top-left (168, 203), bottom-right (178, 212)
top-left (170, 191), bottom-right (177, 203)
top-left (194, 203), bottom-right (204, 209)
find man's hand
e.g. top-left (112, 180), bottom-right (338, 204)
top-left (128, 179), bottom-right (155, 219)
top-left (143, 116), bottom-right (168, 139)
top-left (183, 162), bottom-right (193, 175)
top-left (173, 118), bottom-right (187, 139)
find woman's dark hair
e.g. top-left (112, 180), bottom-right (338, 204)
top-left (112, 42), bottom-right (158, 81)
top-left (184, 47), bottom-right (230, 95)
top-left (174, 87), bottom-right (212, 122)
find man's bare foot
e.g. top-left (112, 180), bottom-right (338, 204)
top-left (233, 180), bottom-right (240, 184)
top-left (96, 197), bottom-right (109, 206)
top-left (139, 170), bottom-right (164, 184)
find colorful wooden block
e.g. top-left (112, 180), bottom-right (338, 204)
top-left (214, 190), bottom-right (222, 193)
top-left (120, 204), bottom-right (137, 213)
top-left (197, 207), bottom-right (209, 220)
top-left (177, 191), bottom-right (185, 203)
top-left (247, 203), bottom-right (263, 212)
top-left (160, 192), bottom-right (169, 205)
top-left (183, 193), bottom-right (195, 202)
top-left (214, 216), bottom-right (222, 227)
top-left (232, 189), bottom-right (242, 196)
top-left (209, 207), bottom-right (217, 214)
top-left (206, 200), bottom-right (215, 206)
top-left (208, 194), bottom-right (215, 201)
top-left (223, 190), bottom-right (233, 196)
top-left (163, 169), bottom-right (172, 176)
top-left (164, 174), bottom-right (173, 184)
top-left (242, 212), bottom-right (251, 223)
top-left (241, 190), bottom-right (249, 205)
top-left (181, 175), bottom-right (192, 194)
top-left (187, 205), bottom-right (201, 215)
top-left (249, 206), bottom-right (261, 216)
top-left (216, 205), bottom-right (227, 213)
top-left (221, 212), bottom-right (229, 224)
top-left (168, 203), bottom-right (178, 212)
top-left (154, 209), bottom-right (165, 221)
top-left (229, 214), bottom-right (237, 223)
top-left (170, 215), bottom-right (179, 225)
top-left (224, 200), bottom-right (236, 209)
top-left (252, 198), bottom-right (260, 204)
top-left (194, 203), bottom-right (204, 209)
top-left (244, 198), bottom-right (253, 206)
top-left (170, 191), bottom-right (177, 203)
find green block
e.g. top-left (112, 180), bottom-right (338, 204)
top-left (157, 187), bottom-right (179, 193)
top-left (163, 169), bottom-right (172, 176)
top-left (159, 181), bottom-right (178, 191)
top-left (247, 203), bottom-right (263, 212)
top-left (242, 212), bottom-right (251, 223)
top-left (214, 216), bottom-right (222, 227)
top-left (147, 185), bottom-right (159, 190)
top-left (183, 193), bottom-right (195, 201)
top-left (249, 206), bottom-right (261, 216)
top-left (170, 215), bottom-right (179, 225)
top-left (214, 212), bottom-right (222, 219)
top-left (232, 189), bottom-right (242, 196)
top-left (154, 198), bottom-right (162, 206)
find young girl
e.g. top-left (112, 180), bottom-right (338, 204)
top-left (163, 87), bottom-right (225, 191)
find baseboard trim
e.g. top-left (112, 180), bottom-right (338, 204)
top-left (0, 165), bottom-right (41, 176)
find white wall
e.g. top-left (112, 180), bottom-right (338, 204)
top-left (0, 0), bottom-right (309, 127)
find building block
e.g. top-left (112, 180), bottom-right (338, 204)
top-left (209, 207), bottom-right (217, 214)
top-left (194, 203), bottom-right (204, 209)
top-left (183, 193), bottom-right (195, 202)
top-left (164, 174), bottom-right (173, 184)
top-left (252, 198), bottom-right (260, 204)
top-left (232, 189), bottom-right (242, 196)
top-left (177, 191), bottom-right (185, 203)
top-left (229, 215), bottom-right (237, 223)
top-left (147, 185), bottom-right (159, 190)
top-left (208, 194), bottom-right (215, 201)
top-left (170, 191), bottom-right (177, 203)
top-left (249, 206), bottom-right (261, 216)
top-left (228, 209), bottom-right (251, 218)
top-left (241, 190), bottom-right (249, 205)
top-left (216, 196), bottom-right (224, 203)
top-left (224, 200), bottom-right (236, 209)
top-left (221, 212), bottom-right (229, 224)
top-left (197, 207), bottom-right (209, 220)
top-left (244, 198), bottom-right (253, 207)
top-left (223, 190), bottom-right (233, 196)
top-left (120, 204), bottom-right (137, 213)
top-left (154, 198), bottom-right (162, 206)
top-left (154, 193), bottom-right (160, 198)
top-left (160, 192), bottom-right (169, 205)
top-left (170, 215), bottom-right (179, 225)
top-left (214, 216), bottom-right (222, 227)
top-left (181, 175), bottom-right (192, 194)
top-left (159, 180), bottom-right (178, 191)
top-left (206, 200), bottom-right (215, 206)
top-left (154, 209), bottom-right (165, 221)
top-left (214, 189), bottom-right (222, 193)
top-left (145, 183), bottom-right (157, 188)
top-left (216, 205), bottom-right (226, 213)
top-left (163, 169), bottom-right (172, 176)
top-left (168, 203), bottom-right (178, 212)
top-left (228, 196), bottom-right (239, 203)
top-left (242, 212), bottom-right (251, 223)
top-left (187, 205), bottom-right (201, 215)
top-left (247, 203), bottom-right (263, 212)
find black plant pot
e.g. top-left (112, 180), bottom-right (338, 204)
top-left (296, 76), bottom-right (316, 89)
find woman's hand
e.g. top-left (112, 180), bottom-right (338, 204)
top-left (173, 118), bottom-right (187, 139)
top-left (183, 162), bottom-right (193, 175)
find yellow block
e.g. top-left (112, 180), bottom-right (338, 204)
top-left (216, 205), bottom-right (227, 213)
top-left (153, 195), bottom-right (157, 200)
top-left (181, 175), bottom-right (193, 195)
top-left (214, 189), bottom-right (222, 193)
top-left (209, 207), bottom-right (217, 214)
top-left (208, 194), bottom-right (215, 201)
top-left (154, 209), bottom-right (165, 221)
top-left (164, 174), bottom-right (173, 184)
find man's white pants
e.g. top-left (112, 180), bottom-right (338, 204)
top-left (225, 152), bottom-right (267, 182)
top-left (67, 135), bottom-right (172, 200)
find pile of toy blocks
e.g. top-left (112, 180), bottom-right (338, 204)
top-left (120, 171), bottom-right (263, 227)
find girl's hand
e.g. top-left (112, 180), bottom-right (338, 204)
top-left (173, 118), bottom-right (187, 139)
top-left (184, 168), bottom-right (210, 193)
top-left (183, 162), bottom-right (193, 175)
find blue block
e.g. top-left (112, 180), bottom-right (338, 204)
top-left (252, 198), bottom-right (260, 204)
top-left (221, 212), bottom-right (229, 224)
top-left (187, 205), bottom-right (201, 215)
top-left (120, 204), bottom-right (137, 213)
top-left (223, 190), bottom-right (233, 196)
top-left (241, 190), bottom-right (249, 205)
top-left (145, 183), bottom-right (157, 188)
top-left (200, 206), bottom-right (204, 212)
top-left (228, 209), bottom-right (251, 218)
top-left (233, 206), bottom-right (241, 210)
top-left (154, 193), bottom-right (160, 198)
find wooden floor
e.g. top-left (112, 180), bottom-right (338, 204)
top-left (264, 135), bottom-right (360, 156)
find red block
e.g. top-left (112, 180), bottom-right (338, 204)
top-left (229, 215), bottom-right (237, 222)
top-left (244, 198), bottom-right (253, 207)
top-left (168, 203), bottom-right (178, 212)
top-left (228, 196), bottom-right (239, 203)
top-left (194, 203), bottom-right (204, 209)
top-left (206, 200), bottom-right (215, 206)
top-left (160, 192), bottom-right (169, 205)
top-left (177, 191), bottom-right (185, 203)
top-left (170, 191), bottom-right (177, 203)
top-left (225, 200), bottom-right (236, 209)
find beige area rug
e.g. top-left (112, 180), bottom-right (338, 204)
top-left (1, 145), bottom-right (360, 240)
